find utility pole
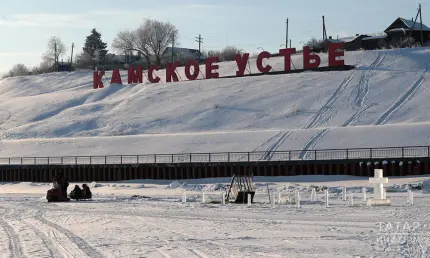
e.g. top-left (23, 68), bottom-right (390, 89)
top-left (54, 42), bottom-right (57, 71)
top-left (70, 43), bottom-right (74, 64)
top-left (171, 35), bottom-right (175, 63)
top-left (419, 4), bottom-right (424, 46)
top-left (322, 16), bottom-right (327, 40)
top-left (408, 5), bottom-right (421, 46)
top-left (195, 34), bottom-right (203, 58)
top-left (286, 18), bottom-right (289, 49)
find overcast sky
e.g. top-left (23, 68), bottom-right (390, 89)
top-left (0, 0), bottom-right (426, 73)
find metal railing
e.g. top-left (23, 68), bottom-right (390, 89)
top-left (0, 145), bottom-right (429, 166)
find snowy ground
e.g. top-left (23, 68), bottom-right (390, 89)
top-left (0, 48), bottom-right (430, 158)
top-left (1, 175), bottom-right (430, 257)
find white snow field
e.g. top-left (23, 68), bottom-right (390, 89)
top-left (2, 48), bottom-right (430, 257)
top-left (0, 47), bottom-right (429, 158)
top-left (1, 176), bottom-right (430, 257)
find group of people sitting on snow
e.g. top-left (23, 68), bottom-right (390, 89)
top-left (52, 171), bottom-right (92, 200)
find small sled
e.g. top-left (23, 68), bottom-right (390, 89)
top-left (69, 184), bottom-right (92, 201)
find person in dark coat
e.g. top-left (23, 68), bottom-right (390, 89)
top-left (53, 171), bottom-right (69, 200)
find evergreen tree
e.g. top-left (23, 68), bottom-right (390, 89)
top-left (82, 29), bottom-right (108, 60)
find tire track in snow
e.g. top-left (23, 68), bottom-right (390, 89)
top-left (0, 207), bottom-right (24, 258)
top-left (29, 208), bottom-right (105, 258)
top-left (373, 72), bottom-right (427, 125)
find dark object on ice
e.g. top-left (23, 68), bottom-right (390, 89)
top-left (69, 184), bottom-right (92, 200)
top-left (408, 183), bottom-right (422, 191)
top-left (47, 172), bottom-right (70, 202)
top-left (225, 173), bottom-right (255, 204)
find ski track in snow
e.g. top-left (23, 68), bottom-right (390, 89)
top-left (0, 207), bottom-right (24, 258)
top-left (374, 72), bottom-right (427, 125)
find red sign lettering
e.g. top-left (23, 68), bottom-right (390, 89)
top-left (235, 53), bottom-right (249, 76)
top-left (205, 56), bottom-right (219, 79)
top-left (279, 48), bottom-right (296, 71)
top-left (93, 71), bottom-right (104, 89)
top-left (148, 65), bottom-right (161, 83)
top-left (328, 42), bottom-right (345, 67)
top-left (303, 46), bottom-right (321, 69)
top-left (185, 60), bottom-right (200, 80)
top-left (110, 69), bottom-right (123, 84)
top-left (128, 65), bottom-right (143, 84)
top-left (166, 61), bottom-right (180, 82)
top-left (256, 51), bottom-right (272, 73)
top-left (92, 43), bottom-right (349, 89)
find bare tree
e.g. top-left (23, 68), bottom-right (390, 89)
top-left (2, 64), bottom-right (30, 78)
top-left (43, 36), bottom-right (67, 65)
top-left (112, 19), bottom-right (179, 66)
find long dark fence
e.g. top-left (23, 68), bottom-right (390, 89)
top-left (0, 145), bottom-right (429, 182)
top-left (0, 145), bottom-right (428, 166)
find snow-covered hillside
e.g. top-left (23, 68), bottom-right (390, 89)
top-left (0, 47), bottom-right (430, 157)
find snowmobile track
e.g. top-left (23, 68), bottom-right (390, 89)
top-left (354, 52), bottom-right (386, 108)
top-left (0, 208), bottom-right (24, 258)
top-left (21, 220), bottom-right (62, 258)
top-left (305, 72), bottom-right (356, 130)
top-left (30, 208), bottom-right (105, 258)
top-left (374, 72), bottom-right (427, 125)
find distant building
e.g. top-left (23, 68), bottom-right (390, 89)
top-left (162, 47), bottom-right (205, 65)
top-left (362, 35), bottom-right (387, 50)
top-left (384, 17), bottom-right (430, 45)
top-left (324, 34), bottom-right (370, 51)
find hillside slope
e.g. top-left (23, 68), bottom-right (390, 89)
top-left (0, 48), bottom-right (429, 157)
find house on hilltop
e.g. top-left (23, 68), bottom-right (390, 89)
top-left (384, 17), bottom-right (430, 45)
top-left (162, 47), bottom-right (205, 65)
top-left (323, 34), bottom-right (370, 51)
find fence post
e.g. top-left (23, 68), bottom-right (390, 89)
top-left (209, 153), bottom-right (211, 163)
top-left (190, 153), bottom-right (192, 163)
top-left (314, 150), bottom-right (317, 160)
top-left (172, 154), bottom-right (174, 163)
top-left (370, 148), bottom-right (372, 159)
top-left (228, 153), bottom-right (230, 162)
top-left (21, 157), bottom-right (22, 165)
top-left (154, 154), bottom-right (157, 164)
top-left (428, 146), bottom-right (430, 157)
top-left (8, 158), bottom-right (10, 165)
top-left (121, 155), bottom-right (123, 164)
top-left (402, 147), bottom-right (404, 158)
top-left (289, 151), bottom-right (291, 161)
top-left (346, 149), bottom-right (349, 159)
top-left (248, 152), bottom-right (250, 162)
top-left (47, 157), bottom-right (50, 165)
top-left (75, 157), bottom-right (77, 165)
top-left (61, 157), bottom-right (63, 164)
top-left (137, 155), bottom-right (139, 164)
top-left (105, 156), bottom-right (107, 164)
top-left (90, 156), bottom-right (92, 165)
top-left (34, 157), bottom-right (36, 165)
